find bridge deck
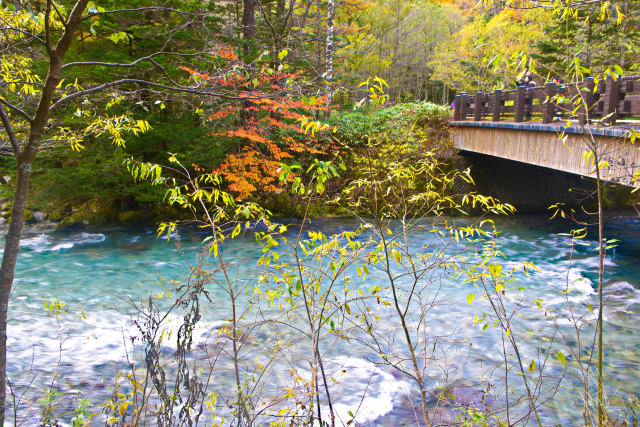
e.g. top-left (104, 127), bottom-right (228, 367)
top-left (450, 120), bottom-right (636, 138)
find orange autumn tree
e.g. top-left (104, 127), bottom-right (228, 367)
top-left (182, 51), bottom-right (330, 200)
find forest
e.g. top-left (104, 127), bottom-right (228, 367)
top-left (1, 0), bottom-right (640, 425)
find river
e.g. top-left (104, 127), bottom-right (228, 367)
top-left (3, 213), bottom-right (640, 426)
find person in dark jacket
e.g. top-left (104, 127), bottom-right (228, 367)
top-left (517, 70), bottom-right (536, 88)
top-left (516, 70), bottom-right (536, 120)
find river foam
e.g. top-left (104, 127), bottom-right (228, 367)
top-left (19, 232), bottom-right (106, 253)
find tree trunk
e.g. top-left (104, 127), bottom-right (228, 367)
top-left (274, 0), bottom-right (286, 66)
top-left (0, 153), bottom-right (34, 424)
top-left (316, 0), bottom-right (322, 70)
top-left (241, 0), bottom-right (256, 126)
top-left (242, 0), bottom-right (255, 56)
top-left (595, 148), bottom-right (605, 427)
top-left (0, 1), bottom-right (90, 421)
top-left (325, 0), bottom-right (335, 108)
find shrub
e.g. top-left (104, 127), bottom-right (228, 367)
top-left (328, 101), bottom-right (452, 154)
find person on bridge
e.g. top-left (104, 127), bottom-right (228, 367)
top-left (516, 69), bottom-right (537, 88)
top-left (516, 70), bottom-right (537, 120)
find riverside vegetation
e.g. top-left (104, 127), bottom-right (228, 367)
top-left (1, 0), bottom-right (640, 426)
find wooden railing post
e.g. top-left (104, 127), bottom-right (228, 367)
top-left (515, 86), bottom-right (525, 122)
top-left (473, 92), bottom-right (483, 121)
top-left (578, 77), bottom-right (596, 125)
top-left (474, 92), bottom-right (483, 121)
top-left (459, 92), bottom-right (468, 120)
top-left (492, 89), bottom-right (502, 121)
top-left (454, 94), bottom-right (462, 120)
top-left (602, 75), bottom-right (619, 125)
top-left (543, 82), bottom-right (557, 124)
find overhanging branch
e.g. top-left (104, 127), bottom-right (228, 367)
top-left (50, 79), bottom-right (268, 110)
top-left (60, 51), bottom-right (235, 70)
top-left (0, 27), bottom-right (46, 44)
top-left (0, 103), bottom-right (22, 156)
top-left (0, 98), bottom-right (32, 124)
top-left (79, 7), bottom-right (198, 22)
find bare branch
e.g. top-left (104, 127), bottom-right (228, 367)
top-left (79, 7), bottom-right (197, 22)
top-left (254, 0), bottom-right (279, 40)
top-left (60, 51), bottom-right (234, 71)
top-left (50, 79), bottom-right (266, 110)
top-left (0, 98), bottom-right (32, 124)
top-left (0, 27), bottom-right (46, 44)
top-left (44, 0), bottom-right (53, 54)
top-left (0, 103), bottom-right (22, 157)
top-left (50, 1), bottom-right (69, 27)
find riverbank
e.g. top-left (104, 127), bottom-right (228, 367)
top-left (1, 101), bottom-right (636, 230)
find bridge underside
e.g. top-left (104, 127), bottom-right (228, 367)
top-left (451, 122), bottom-right (639, 187)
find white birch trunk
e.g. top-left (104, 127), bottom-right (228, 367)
top-left (325, 0), bottom-right (335, 107)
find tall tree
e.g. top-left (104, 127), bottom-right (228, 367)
top-left (0, 3), bottom-right (93, 421)
top-left (338, 0), bottom-right (463, 101)
top-left (0, 1), bottom-right (245, 421)
top-left (326, 0), bottom-right (336, 105)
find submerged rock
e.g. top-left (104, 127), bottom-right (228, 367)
top-left (33, 211), bottom-right (46, 223)
top-left (421, 384), bottom-right (496, 426)
top-left (122, 242), bottom-right (148, 251)
top-left (607, 281), bottom-right (639, 298)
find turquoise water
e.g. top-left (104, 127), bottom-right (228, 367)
top-left (2, 214), bottom-right (640, 425)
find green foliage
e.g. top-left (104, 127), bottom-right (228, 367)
top-left (329, 101), bottom-right (451, 151)
top-left (26, 111), bottom-right (214, 212)
top-left (38, 388), bottom-right (61, 426)
top-left (71, 397), bottom-right (96, 427)
top-left (456, 406), bottom-right (491, 427)
top-left (25, 97), bottom-right (452, 221)
top-left (531, 0), bottom-right (640, 78)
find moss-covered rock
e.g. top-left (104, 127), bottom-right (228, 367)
top-left (293, 199), bottom-right (348, 217)
top-left (55, 199), bottom-right (121, 229)
top-left (117, 210), bottom-right (149, 226)
top-left (601, 184), bottom-right (636, 210)
top-left (56, 213), bottom-right (88, 229)
top-left (298, 201), bottom-right (329, 217)
top-left (150, 203), bottom-right (191, 223)
top-left (48, 203), bottom-right (73, 222)
top-left (23, 208), bottom-right (35, 224)
top-left (262, 192), bottom-right (294, 216)
top-left (2, 207), bottom-right (37, 224)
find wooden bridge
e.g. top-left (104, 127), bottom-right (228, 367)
top-left (450, 75), bottom-right (640, 187)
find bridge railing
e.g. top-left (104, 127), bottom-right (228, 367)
top-left (453, 75), bottom-right (640, 126)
